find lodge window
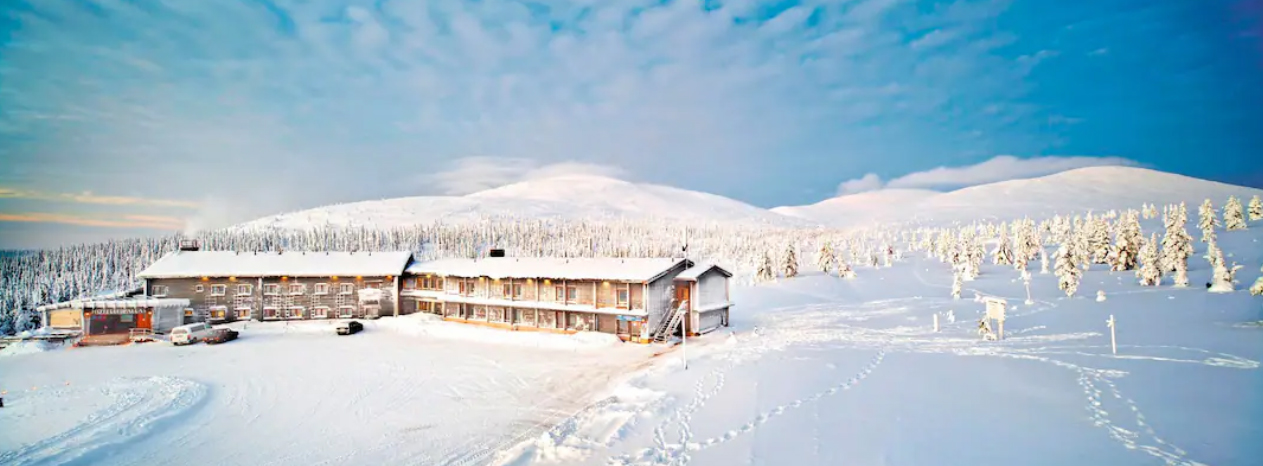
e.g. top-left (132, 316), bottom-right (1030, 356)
top-left (263, 307), bottom-right (279, 319)
top-left (152, 285), bottom-right (169, 297)
top-left (313, 307), bottom-right (329, 319)
top-left (502, 283), bottom-right (523, 299)
top-left (184, 308), bottom-right (195, 317)
top-left (211, 285), bottom-right (227, 296)
top-left (554, 286), bottom-right (565, 302)
top-left (235, 308), bottom-right (251, 319)
top-left (338, 306), bottom-right (355, 318)
top-left (236, 284), bottom-right (253, 296)
top-left (518, 309), bottom-right (535, 326)
top-left (314, 283), bottom-right (330, 295)
top-left (288, 283), bottom-right (305, 295)
top-left (419, 276), bottom-right (443, 290)
top-left (567, 286), bottom-right (578, 302)
top-left (339, 283), bottom-right (355, 295)
top-left (460, 280), bottom-right (475, 296)
top-left (195, 284), bottom-right (204, 293)
top-left (617, 289), bottom-right (629, 308)
top-left (538, 310), bottom-right (556, 328)
top-left (489, 307), bottom-right (506, 323)
top-left (474, 306), bottom-right (487, 320)
top-left (287, 307), bottom-right (304, 319)
top-left (209, 307), bottom-right (227, 320)
top-left (263, 284), bottom-right (281, 295)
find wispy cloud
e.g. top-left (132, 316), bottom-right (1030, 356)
top-left (0, 0), bottom-right (1045, 233)
top-left (836, 155), bottom-right (1141, 194)
top-left (420, 157), bottom-right (628, 196)
top-left (0, 187), bottom-right (199, 208)
top-left (0, 212), bottom-right (185, 230)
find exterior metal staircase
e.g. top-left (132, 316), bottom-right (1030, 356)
top-left (651, 300), bottom-right (688, 342)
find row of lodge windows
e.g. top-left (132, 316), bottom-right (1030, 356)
top-left (202, 305), bottom-right (359, 320)
top-left (438, 303), bottom-right (607, 332)
top-left (413, 277), bottom-right (633, 309)
top-left (176, 282), bottom-right (359, 297)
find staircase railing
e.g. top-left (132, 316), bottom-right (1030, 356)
top-left (651, 300), bottom-right (688, 342)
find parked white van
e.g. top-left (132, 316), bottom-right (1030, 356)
top-left (171, 322), bottom-right (215, 346)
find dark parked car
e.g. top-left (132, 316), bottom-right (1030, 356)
top-left (336, 320), bottom-right (363, 335)
top-left (203, 328), bottom-right (239, 345)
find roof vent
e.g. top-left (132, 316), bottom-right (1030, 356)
top-left (489, 249), bottom-right (505, 258)
top-left (178, 239), bottom-right (200, 251)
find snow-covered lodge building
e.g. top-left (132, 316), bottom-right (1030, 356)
top-left (114, 243), bottom-right (733, 342)
top-left (136, 247), bottom-right (413, 322)
top-left (399, 257), bottom-right (733, 341)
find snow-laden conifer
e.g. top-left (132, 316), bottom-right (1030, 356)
top-left (951, 267), bottom-right (963, 299)
top-left (1111, 211), bottom-right (1142, 271)
top-left (817, 241), bottom-right (834, 274)
top-left (757, 250), bottom-right (776, 283)
top-left (782, 244), bottom-right (799, 278)
top-left (1137, 233), bottom-right (1161, 286)
top-left (1249, 265), bottom-right (1263, 296)
top-left (1055, 244), bottom-right (1081, 297)
top-left (1249, 195), bottom-right (1263, 222)
top-left (1198, 199), bottom-right (1219, 241)
top-left (1223, 196), bottom-right (1247, 231)
top-left (1205, 240), bottom-right (1241, 293)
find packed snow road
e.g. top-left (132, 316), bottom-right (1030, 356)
top-left (0, 318), bottom-right (654, 466)
top-left (495, 259), bottom-right (1263, 466)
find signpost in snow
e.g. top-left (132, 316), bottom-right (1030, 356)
top-left (984, 297), bottom-right (1007, 340)
top-left (1022, 270), bottom-right (1034, 305)
top-left (933, 313), bottom-right (939, 332)
top-left (1106, 314), bottom-right (1117, 355)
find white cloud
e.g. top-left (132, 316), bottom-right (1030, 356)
top-left (835, 155), bottom-right (1140, 194)
top-left (421, 157), bottom-right (628, 196)
top-left (837, 173), bottom-right (885, 195)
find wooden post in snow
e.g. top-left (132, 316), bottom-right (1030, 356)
top-left (1107, 315), bottom-right (1117, 355)
top-left (933, 313), bottom-right (939, 332)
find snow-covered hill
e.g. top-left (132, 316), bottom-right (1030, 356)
top-left (236, 175), bottom-right (814, 230)
top-left (777, 166), bottom-right (1263, 227)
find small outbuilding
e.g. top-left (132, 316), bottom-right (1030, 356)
top-left (37, 298), bottom-right (190, 344)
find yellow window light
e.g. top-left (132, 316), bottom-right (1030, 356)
top-left (229, 277), bottom-right (237, 282)
top-left (356, 276), bottom-right (363, 281)
top-left (201, 276), bottom-right (209, 281)
top-left (331, 276), bottom-right (339, 281)
top-left (281, 276), bottom-right (288, 281)
top-left (543, 279), bottom-right (551, 285)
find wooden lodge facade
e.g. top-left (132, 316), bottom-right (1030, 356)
top-left (399, 256), bottom-right (734, 342)
top-left (136, 245), bottom-right (413, 324)
top-left (124, 242), bottom-right (734, 342)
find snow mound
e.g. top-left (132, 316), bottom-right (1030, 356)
top-left (0, 376), bottom-right (207, 465)
top-left (236, 174), bottom-right (813, 230)
top-left (0, 340), bottom-right (63, 357)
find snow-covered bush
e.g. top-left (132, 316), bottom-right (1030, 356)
top-left (1205, 240), bottom-right (1242, 293)
top-left (1096, 290), bottom-right (1107, 302)
top-left (951, 268), bottom-right (963, 299)
top-left (782, 244), bottom-right (799, 278)
top-left (1250, 266), bottom-right (1263, 296)
top-left (837, 261), bottom-right (856, 279)
top-left (1249, 195), bottom-right (1263, 222)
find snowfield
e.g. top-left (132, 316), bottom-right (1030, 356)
top-left (0, 317), bottom-right (655, 466)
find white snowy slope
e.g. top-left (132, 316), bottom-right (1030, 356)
top-left (771, 188), bottom-right (940, 226)
top-left (237, 175), bottom-right (815, 230)
top-left (777, 166), bottom-right (1263, 227)
top-left (492, 223), bottom-right (1263, 466)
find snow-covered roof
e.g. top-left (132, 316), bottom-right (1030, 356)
top-left (406, 257), bottom-right (689, 282)
top-left (674, 263), bottom-right (733, 281)
top-left (37, 298), bottom-right (190, 313)
top-left (137, 250), bottom-right (414, 279)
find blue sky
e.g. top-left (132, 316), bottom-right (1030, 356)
top-left (1, 0), bottom-right (1260, 249)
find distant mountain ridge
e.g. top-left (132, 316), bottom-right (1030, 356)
top-left (236, 167), bottom-right (1263, 231)
top-left (774, 166), bottom-right (1263, 227)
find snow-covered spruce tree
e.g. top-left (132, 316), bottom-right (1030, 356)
top-left (1137, 232), bottom-right (1161, 286)
top-left (1204, 239), bottom-right (1241, 293)
top-left (1088, 215), bottom-right (1113, 265)
top-left (1039, 247), bottom-right (1050, 274)
top-left (783, 244), bottom-right (799, 278)
top-left (1172, 257), bottom-right (1190, 288)
top-left (951, 267), bottom-right (963, 299)
top-left (817, 241), bottom-right (834, 274)
top-left (757, 250), bottom-right (776, 282)
top-left (1111, 211), bottom-right (1142, 272)
top-left (1198, 199), bottom-right (1220, 242)
top-left (993, 227), bottom-right (1015, 266)
top-left (1072, 216), bottom-right (1092, 270)
top-left (1223, 196), bottom-right (1247, 231)
top-left (1249, 195), bottom-right (1263, 222)
top-left (1055, 244), bottom-right (1081, 297)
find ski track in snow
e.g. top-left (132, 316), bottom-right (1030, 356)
top-left (502, 275), bottom-right (1258, 466)
top-left (0, 376), bottom-right (207, 466)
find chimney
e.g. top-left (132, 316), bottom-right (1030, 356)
top-left (178, 239), bottom-right (201, 252)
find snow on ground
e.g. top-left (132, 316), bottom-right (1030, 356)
top-left (0, 317), bottom-right (655, 466)
top-left (493, 227), bottom-right (1263, 466)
